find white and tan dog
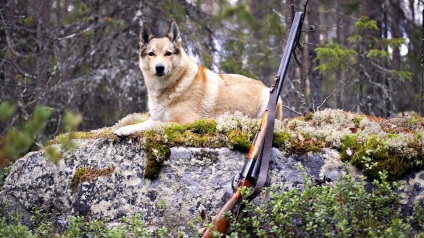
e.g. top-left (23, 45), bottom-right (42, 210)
top-left (114, 20), bottom-right (282, 136)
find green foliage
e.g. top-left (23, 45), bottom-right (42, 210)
top-left (0, 163), bottom-right (13, 188)
top-left (0, 215), bottom-right (36, 238)
top-left (392, 70), bottom-right (413, 82)
top-left (163, 119), bottom-right (219, 146)
top-left (355, 16), bottom-right (379, 31)
top-left (18, 16), bottom-right (34, 26)
top-left (221, 5), bottom-right (256, 28)
top-left (0, 106), bottom-right (52, 163)
top-left (367, 49), bottom-right (390, 60)
top-left (314, 43), bottom-right (356, 73)
top-left (78, 3), bottom-right (88, 15)
top-left (64, 111), bottom-right (83, 132)
top-left (228, 171), bottom-right (424, 237)
top-left (272, 130), bottom-right (291, 148)
top-left (0, 102), bottom-right (16, 122)
top-left (314, 16), bottom-right (411, 100)
top-left (0, 103), bottom-right (85, 169)
top-left (385, 37), bottom-right (407, 49)
top-left (212, 1), bottom-right (283, 79)
top-left (0, 208), bottom-right (191, 238)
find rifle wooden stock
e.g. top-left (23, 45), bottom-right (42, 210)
top-left (202, 180), bottom-right (252, 237)
top-left (246, 111), bottom-right (268, 160)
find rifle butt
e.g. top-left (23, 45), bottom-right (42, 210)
top-left (202, 180), bottom-right (251, 237)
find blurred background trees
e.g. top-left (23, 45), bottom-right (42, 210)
top-left (1, 0), bottom-right (423, 163)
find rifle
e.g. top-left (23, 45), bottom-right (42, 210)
top-left (202, 12), bottom-right (304, 237)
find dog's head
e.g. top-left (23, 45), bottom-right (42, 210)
top-left (139, 20), bottom-right (182, 78)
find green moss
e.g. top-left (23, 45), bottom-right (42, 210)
top-left (227, 130), bottom-right (251, 152)
top-left (143, 145), bottom-right (170, 179)
top-left (304, 112), bottom-right (314, 121)
top-left (72, 168), bottom-right (87, 192)
top-left (286, 134), bottom-right (324, 154)
top-left (387, 133), bottom-right (399, 139)
top-left (111, 109), bottom-right (424, 181)
top-left (352, 116), bottom-right (363, 128)
top-left (189, 119), bottom-right (217, 134)
top-left (405, 116), bottom-right (420, 126)
top-left (272, 131), bottom-right (291, 148)
top-left (341, 134), bottom-right (424, 180)
top-left (49, 129), bottom-right (112, 145)
top-left (72, 167), bottom-right (114, 192)
top-left (164, 119), bottom-right (217, 145)
top-left (141, 131), bottom-right (171, 179)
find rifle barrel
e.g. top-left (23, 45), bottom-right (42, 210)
top-left (275, 12), bottom-right (303, 102)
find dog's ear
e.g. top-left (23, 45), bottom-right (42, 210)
top-left (140, 22), bottom-right (154, 49)
top-left (166, 20), bottom-right (181, 47)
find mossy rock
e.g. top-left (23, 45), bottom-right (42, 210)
top-left (340, 134), bottom-right (424, 180)
top-left (78, 109), bottom-right (424, 181)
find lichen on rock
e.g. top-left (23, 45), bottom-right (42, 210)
top-left (1, 109), bottom-right (424, 235)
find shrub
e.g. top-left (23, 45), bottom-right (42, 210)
top-left (227, 170), bottom-right (424, 237)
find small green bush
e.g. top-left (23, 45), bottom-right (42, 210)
top-left (227, 170), bottom-right (424, 237)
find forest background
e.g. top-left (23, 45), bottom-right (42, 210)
top-left (1, 0), bottom-right (424, 164)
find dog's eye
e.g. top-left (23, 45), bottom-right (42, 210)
top-left (165, 52), bottom-right (172, 56)
top-left (148, 52), bottom-right (155, 56)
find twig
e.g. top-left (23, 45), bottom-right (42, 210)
top-left (349, 101), bottom-right (359, 112)
top-left (57, 23), bottom-right (102, 41)
top-left (301, 19), bottom-right (345, 32)
top-left (316, 88), bottom-right (338, 111)
top-left (0, 12), bottom-right (25, 58)
top-left (271, 9), bottom-right (285, 22)
top-left (283, 105), bottom-right (303, 115)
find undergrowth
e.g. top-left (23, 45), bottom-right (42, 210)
top-left (1, 170), bottom-right (423, 237)
top-left (0, 209), bottom-right (175, 238)
top-left (224, 170), bottom-right (424, 238)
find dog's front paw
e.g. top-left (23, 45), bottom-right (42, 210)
top-left (114, 126), bottom-right (137, 137)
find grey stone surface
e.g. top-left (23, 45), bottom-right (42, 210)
top-left (0, 136), bottom-right (423, 233)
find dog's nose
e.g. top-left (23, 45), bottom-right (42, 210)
top-left (155, 64), bottom-right (165, 74)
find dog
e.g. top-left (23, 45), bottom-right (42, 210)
top-left (114, 20), bottom-right (282, 136)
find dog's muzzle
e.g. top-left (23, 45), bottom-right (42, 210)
top-left (155, 64), bottom-right (165, 77)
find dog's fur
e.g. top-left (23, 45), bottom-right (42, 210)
top-left (114, 20), bottom-right (282, 136)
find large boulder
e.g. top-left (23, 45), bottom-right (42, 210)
top-left (1, 109), bottom-right (424, 235)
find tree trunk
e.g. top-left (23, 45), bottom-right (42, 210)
top-left (391, 0), bottom-right (402, 71)
top-left (283, 0), bottom-right (296, 117)
top-left (363, 1), bottom-right (382, 115)
top-left (420, 7), bottom-right (424, 116)
top-left (1, 0), bottom-right (18, 103)
top-left (335, 0), bottom-right (343, 109)
top-left (30, 0), bottom-right (52, 103)
top-left (307, 0), bottom-right (322, 109)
